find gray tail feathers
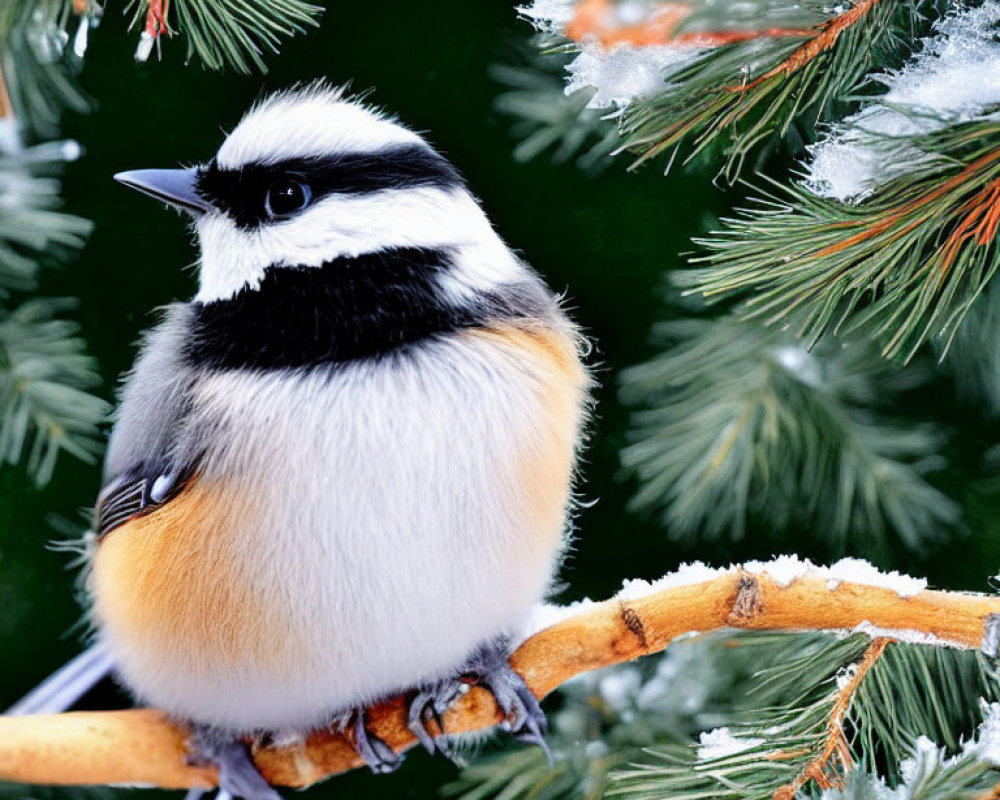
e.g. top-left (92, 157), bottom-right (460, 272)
top-left (7, 641), bottom-right (115, 715)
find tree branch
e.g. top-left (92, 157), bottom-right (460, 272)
top-left (733, 0), bottom-right (882, 90)
top-left (2, 562), bottom-right (999, 791)
top-left (772, 638), bottom-right (890, 799)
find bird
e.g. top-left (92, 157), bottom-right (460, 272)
top-left (76, 83), bottom-right (590, 798)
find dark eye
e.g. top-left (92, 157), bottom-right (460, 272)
top-left (265, 179), bottom-right (311, 218)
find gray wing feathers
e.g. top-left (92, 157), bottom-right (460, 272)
top-left (103, 303), bottom-right (197, 483)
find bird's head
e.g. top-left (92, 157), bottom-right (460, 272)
top-left (116, 84), bottom-right (524, 305)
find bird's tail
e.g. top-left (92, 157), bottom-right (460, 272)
top-left (6, 641), bottom-right (114, 715)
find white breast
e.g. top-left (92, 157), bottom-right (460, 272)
top-left (115, 331), bottom-right (579, 732)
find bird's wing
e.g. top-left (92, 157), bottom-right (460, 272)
top-left (95, 465), bottom-right (190, 538)
top-left (97, 303), bottom-right (200, 538)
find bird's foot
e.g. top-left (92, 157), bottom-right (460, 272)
top-left (407, 638), bottom-right (551, 765)
top-left (331, 707), bottom-right (403, 774)
top-left (407, 678), bottom-right (470, 761)
top-left (186, 726), bottom-right (282, 800)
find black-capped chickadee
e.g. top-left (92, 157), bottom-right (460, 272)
top-left (83, 84), bottom-right (590, 798)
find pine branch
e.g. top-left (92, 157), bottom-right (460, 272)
top-left (608, 637), bottom-right (887, 800)
top-left (0, 80), bottom-right (105, 484)
top-left (2, 559), bottom-right (1000, 790)
top-left (850, 643), bottom-right (1000, 778)
top-left (0, 299), bottom-right (109, 484)
top-left (0, 0), bottom-right (91, 138)
top-left (686, 3), bottom-right (1000, 358)
top-left (491, 62), bottom-right (620, 170)
top-left (620, 315), bottom-right (957, 548)
top-left (0, 145), bottom-right (92, 292)
top-left (606, 630), bottom-right (1000, 798)
top-left (618, 0), bottom-right (921, 180)
top-left (943, 284), bottom-right (1000, 418)
top-left (125, 0), bottom-right (323, 73)
top-left (467, 628), bottom-right (1000, 800)
top-left (689, 122), bottom-right (1000, 360)
top-left (518, 0), bottom-right (925, 179)
top-left (779, 639), bottom-right (889, 798)
top-left (820, 737), bottom-right (1000, 799)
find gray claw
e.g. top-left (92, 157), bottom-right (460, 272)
top-left (407, 680), bottom-right (466, 758)
top-left (352, 710), bottom-right (403, 774)
top-left (189, 731), bottom-right (282, 800)
top-left (466, 639), bottom-right (552, 763)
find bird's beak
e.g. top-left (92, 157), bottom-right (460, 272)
top-left (114, 168), bottom-right (212, 216)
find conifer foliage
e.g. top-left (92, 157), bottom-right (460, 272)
top-left (502, 0), bottom-right (1000, 551)
top-left (0, 3), bottom-right (106, 485)
top-left (9, 0), bottom-right (322, 74)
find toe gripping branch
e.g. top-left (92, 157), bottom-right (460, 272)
top-left (342, 637), bottom-right (554, 778)
top-left (406, 639), bottom-right (553, 767)
top-left (188, 728), bottom-right (283, 800)
top-left (277, 639), bottom-right (553, 790)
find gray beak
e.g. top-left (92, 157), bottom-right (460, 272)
top-left (114, 168), bottom-right (212, 216)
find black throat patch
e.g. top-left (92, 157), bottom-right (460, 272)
top-left (185, 248), bottom-right (524, 370)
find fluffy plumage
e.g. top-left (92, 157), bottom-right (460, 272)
top-left (89, 84), bottom-right (591, 742)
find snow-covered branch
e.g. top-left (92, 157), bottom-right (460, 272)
top-left (1, 556), bottom-right (998, 791)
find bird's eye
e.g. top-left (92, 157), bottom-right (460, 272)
top-left (265, 179), bottom-right (311, 219)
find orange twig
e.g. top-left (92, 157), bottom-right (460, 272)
top-left (731, 0), bottom-right (881, 91)
top-left (810, 149), bottom-right (1000, 260)
top-left (938, 178), bottom-right (1000, 276)
top-left (564, 0), bottom-right (812, 48)
top-left (144, 0), bottom-right (170, 38)
top-left (772, 639), bottom-right (890, 800)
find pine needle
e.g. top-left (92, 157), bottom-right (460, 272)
top-left (126, 0), bottom-right (323, 74)
top-left (690, 121), bottom-right (1000, 360)
top-left (491, 60), bottom-right (621, 171)
top-left (619, 315), bottom-right (958, 549)
top-left (617, 0), bottom-right (924, 180)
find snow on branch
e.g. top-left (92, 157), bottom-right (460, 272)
top-left (805, 0), bottom-right (1000, 203)
top-left (0, 557), bottom-right (998, 791)
top-left (519, 0), bottom-right (707, 110)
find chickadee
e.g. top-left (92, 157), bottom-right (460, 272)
top-left (86, 84), bottom-right (590, 798)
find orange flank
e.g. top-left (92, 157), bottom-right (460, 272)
top-left (91, 478), bottom-right (301, 674)
top-left (465, 323), bottom-right (590, 554)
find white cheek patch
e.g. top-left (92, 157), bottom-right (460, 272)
top-left (194, 187), bottom-right (526, 303)
top-left (194, 213), bottom-right (270, 303)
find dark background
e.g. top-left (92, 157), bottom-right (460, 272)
top-left (2, 2), bottom-right (998, 798)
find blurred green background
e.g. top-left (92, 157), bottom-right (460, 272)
top-left (3, 2), bottom-right (1000, 798)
